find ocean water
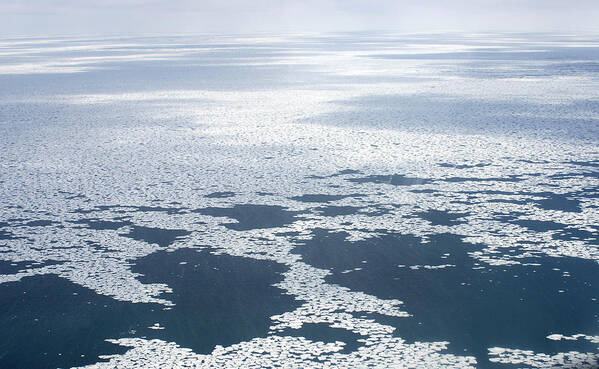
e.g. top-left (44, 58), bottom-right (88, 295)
top-left (0, 32), bottom-right (598, 368)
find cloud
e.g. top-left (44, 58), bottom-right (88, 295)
top-left (1, 0), bottom-right (598, 37)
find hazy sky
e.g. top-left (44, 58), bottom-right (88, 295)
top-left (2, 0), bottom-right (599, 37)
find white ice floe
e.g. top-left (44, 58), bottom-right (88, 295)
top-left (76, 336), bottom-right (477, 369)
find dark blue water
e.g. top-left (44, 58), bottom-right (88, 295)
top-left (0, 248), bottom-right (299, 368)
top-left (292, 230), bottom-right (599, 367)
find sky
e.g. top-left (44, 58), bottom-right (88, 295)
top-left (1, 0), bottom-right (599, 37)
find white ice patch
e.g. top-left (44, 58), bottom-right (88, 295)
top-left (488, 334), bottom-right (599, 368)
top-left (75, 336), bottom-right (476, 369)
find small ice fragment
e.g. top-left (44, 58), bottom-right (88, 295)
top-left (148, 323), bottom-right (165, 330)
